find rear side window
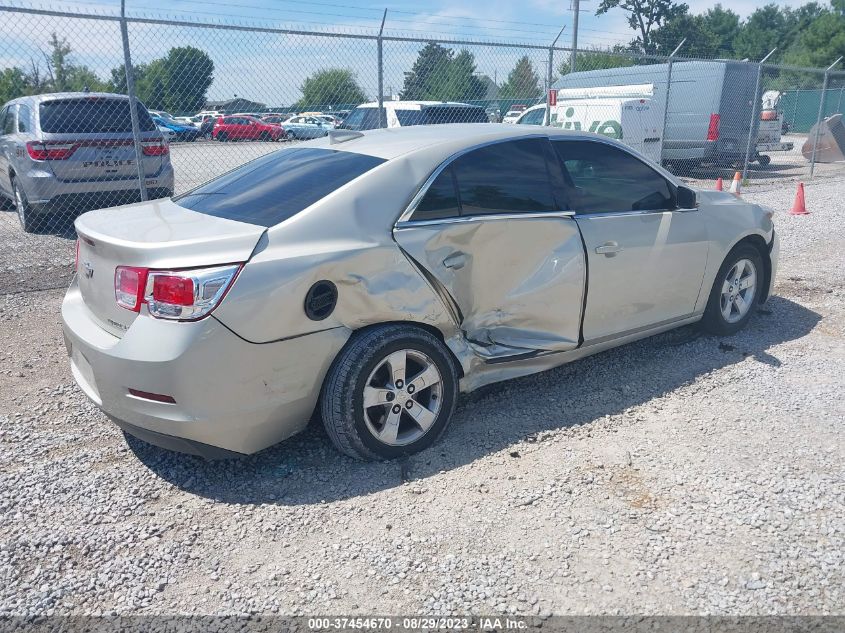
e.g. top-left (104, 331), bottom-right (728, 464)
top-left (517, 108), bottom-right (545, 126)
top-left (342, 107), bottom-right (380, 131)
top-left (553, 140), bottom-right (673, 213)
top-left (413, 166), bottom-right (460, 221)
top-left (39, 98), bottom-right (156, 133)
top-left (2, 106), bottom-right (14, 135)
top-left (17, 104), bottom-right (32, 132)
top-left (452, 138), bottom-right (556, 214)
top-left (174, 148), bottom-right (386, 227)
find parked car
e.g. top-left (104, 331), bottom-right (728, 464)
top-left (62, 124), bottom-right (777, 460)
top-left (0, 92), bottom-right (173, 232)
top-left (502, 109), bottom-right (524, 124)
top-left (260, 114), bottom-right (294, 125)
top-left (341, 101), bottom-right (488, 130)
top-left (212, 116), bottom-right (285, 141)
top-left (151, 115), bottom-right (201, 142)
top-left (282, 115), bottom-right (333, 139)
top-left (157, 124), bottom-right (176, 141)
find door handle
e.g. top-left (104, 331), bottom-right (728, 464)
top-left (443, 252), bottom-right (467, 270)
top-left (595, 242), bottom-right (622, 256)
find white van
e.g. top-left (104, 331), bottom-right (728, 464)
top-left (341, 101), bottom-right (488, 130)
top-left (515, 90), bottom-right (663, 164)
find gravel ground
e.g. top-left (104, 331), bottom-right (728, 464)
top-left (0, 177), bottom-right (843, 619)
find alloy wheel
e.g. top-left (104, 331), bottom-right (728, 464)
top-left (719, 258), bottom-right (757, 324)
top-left (362, 349), bottom-right (443, 446)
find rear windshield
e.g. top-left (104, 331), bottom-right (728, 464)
top-left (174, 147), bottom-right (386, 227)
top-left (39, 98), bottom-right (156, 133)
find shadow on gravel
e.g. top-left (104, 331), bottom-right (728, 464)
top-left (128, 295), bottom-right (820, 506)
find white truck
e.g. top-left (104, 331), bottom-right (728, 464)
top-left (514, 85), bottom-right (663, 164)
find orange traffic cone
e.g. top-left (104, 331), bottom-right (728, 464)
top-left (790, 182), bottom-right (809, 215)
top-left (715, 177), bottom-right (723, 191)
top-left (729, 171), bottom-right (741, 196)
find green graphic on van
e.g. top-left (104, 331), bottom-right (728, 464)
top-left (556, 106), bottom-right (623, 139)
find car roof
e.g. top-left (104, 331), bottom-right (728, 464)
top-left (356, 101), bottom-right (482, 109)
top-left (306, 123), bottom-right (591, 160)
top-left (7, 91), bottom-right (131, 106)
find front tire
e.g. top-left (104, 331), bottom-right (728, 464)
top-left (320, 325), bottom-right (458, 460)
top-left (700, 243), bottom-right (764, 335)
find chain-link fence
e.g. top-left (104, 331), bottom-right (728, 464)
top-left (1, 3), bottom-right (844, 294)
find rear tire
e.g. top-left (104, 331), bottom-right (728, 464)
top-left (259, 131), bottom-right (271, 142)
top-left (320, 324), bottom-right (458, 461)
top-left (13, 177), bottom-right (38, 233)
top-left (217, 132), bottom-right (227, 142)
top-left (700, 243), bottom-right (764, 336)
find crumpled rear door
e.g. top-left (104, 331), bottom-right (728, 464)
top-left (394, 214), bottom-right (586, 355)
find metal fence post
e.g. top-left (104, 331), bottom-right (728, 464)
top-left (546, 27), bottom-right (565, 126)
top-left (659, 39), bottom-right (685, 167)
top-left (810, 57), bottom-right (843, 178)
top-left (120, 0), bottom-right (147, 201)
top-left (742, 49), bottom-right (776, 182)
top-left (377, 9), bottom-right (386, 129)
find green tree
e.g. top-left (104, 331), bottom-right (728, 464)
top-left (297, 68), bottom-right (367, 108)
top-left (596, 0), bottom-right (687, 53)
top-left (47, 33), bottom-right (72, 91)
top-left (159, 46), bottom-right (214, 112)
top-left (700, 4), bottom-right (741, 57)
top-left (498, 56), bottom-right (541, 100)
top-left (401, 42), bottom-right (453, 100)
top-left (65, 66), bottom-right (108, 92)
top-left (648, 10), bottom-right (721, 57)
top-left (0, 67), bottom-right (29, 103)
top-left (783, 8), bottom-right (845, 68)
top-left (136, 59), bottom-right (168, 110)
top-left (733, 5), bottom-right (788, 61)
top-left (443, 50), bottom-right (486, 101)
top-left (108, 62), bottom-right (147, 95)
top-left (559, 47), bottom-right (635, 75)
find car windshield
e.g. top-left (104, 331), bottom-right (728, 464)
top-left (39, 98), bottom-right (156, 133)
top-left (174, 148), bottom-right (386, 227)
top-left (341, 107), bottom-right (380, 131)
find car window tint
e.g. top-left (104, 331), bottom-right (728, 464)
top-left (517, 108), bottom-right (544, 125)
top-left (2, 106), bottom-right (15, 135)
top-left (422, 106), bottom-right (488, 124)
top-left (412, 167), bottom-right (460, 221)
top-left (174, 148), bottom-right (386, 227)
top-left (39, 98), bottom-right (156, 133)
top-left (552, 140), bottom-right (673, 213)
top-left (17, 104), bottom-right (31, 132)
top-left (452, 138), bottom-right (556, 215)
top-left (341, 107), bottom-right (379, 131)
top-left (395, 110), bottom-right (423, 126)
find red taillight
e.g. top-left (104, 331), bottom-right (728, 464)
top-left (141, 139), bottom-right (169, 156)
top-left (115, 266), bottom-right (149, 312)
top-left (152, 274), bottom-right (194, 306)
top-left (707, 114), bottom-right (720, 141)
top-left (26, 141), bottom-right (76, 160)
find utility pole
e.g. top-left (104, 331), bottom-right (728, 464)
top-left (570, 0), bottom-right (580, 72)
top-left (547, 27), bottom-right (565, 126)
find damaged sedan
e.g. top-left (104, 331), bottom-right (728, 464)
top-left (62, 124), bottom-right (778, 460)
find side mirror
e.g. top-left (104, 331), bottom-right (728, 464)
top-left (676, 185), bottom-right (698, 209)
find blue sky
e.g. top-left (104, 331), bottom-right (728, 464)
top-left (0, 0), bottom-right (812, 106)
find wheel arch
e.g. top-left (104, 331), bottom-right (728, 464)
top-left (733, 233), bottom-right (772, 303)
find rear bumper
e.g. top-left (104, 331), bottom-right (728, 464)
top-left (61, 278), bottom-right (349, 455)
top-left (22, 164), bottom-right (175, 206)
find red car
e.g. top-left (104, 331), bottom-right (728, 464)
top-left (212, 115), bottom-right (285, 142)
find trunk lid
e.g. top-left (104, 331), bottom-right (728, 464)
top-left (75, 198), bottom-right (265, 337)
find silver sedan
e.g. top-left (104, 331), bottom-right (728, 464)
top-left (62, 125), bottom-right (778, 460)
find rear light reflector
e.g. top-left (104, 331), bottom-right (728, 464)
top-left (128, 388), bottom-right (176, 404)
top-left (115, 266), bottom-right (149, 312)
top-left (141, 139), bottom-right (169, 156)
top-left (114, 264), bottom-right (241, 320)
top-left (26, 141), bottom-right (76, 160)
top-left (707, 113), bottom-right (720, 141)
top-left (152, 274), bottom-right (194, 306)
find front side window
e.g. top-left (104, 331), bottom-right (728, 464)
top-left (174, 147), bottom-right (386, 227)
top-left (553, 140), bottom-right (673, 213)
top-left (452, 138), bottom-right (556, 215)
